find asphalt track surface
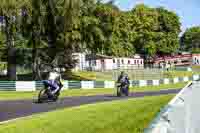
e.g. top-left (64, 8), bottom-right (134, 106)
top-left (0, 89), bottom-right (180, 123)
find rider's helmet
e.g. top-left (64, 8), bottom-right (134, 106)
top-left (53, 68), bottom-right (60, 73)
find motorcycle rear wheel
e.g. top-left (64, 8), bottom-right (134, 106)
top-left (52, 94), bottom-right (58, 101)
top-left (116, 87), bottom-right (122, 97)
top-left (38, 88), bottom-right (49, 103)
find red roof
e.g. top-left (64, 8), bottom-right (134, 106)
top-left (152, 54), bottom-right (192, 62)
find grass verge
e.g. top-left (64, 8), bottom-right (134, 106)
top-left (72, 70), bottom-right (200, 81)
top-left (0, 95), bottom-right (174, 133)
top-left (163, 71), bottom-right (196, 78)
top-left (0, 82), bottom-right (186, 100)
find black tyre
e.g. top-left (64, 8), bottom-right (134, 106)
top-left (38, 88), bottom-right (48, 103)
top-left (125, 87), bottom-right (129, 96)
top-left (117, 87), bottom-right (121, 97)
top-left (125, 90), bottom-right (129, 96)
top-left (117, 92), bottom-right (121, 97)
top-left (52, 94), bottom-right (58, 101)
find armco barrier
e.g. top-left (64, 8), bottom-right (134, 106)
top-left (16, 81), bottom-right (35, 92)
top-left (0, 75), bottom-right (199, 91)
top-left (81, 81), bottom-right (94, 89)
top-left (0, 81), bottom-right (16, 91)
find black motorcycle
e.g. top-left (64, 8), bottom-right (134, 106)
top-left (38, 80), bottom-right (63, 103)
top-left (116, 83), bottom-right (129, 97)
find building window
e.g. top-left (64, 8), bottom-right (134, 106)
top-left (134, 60), bottom-right (136, 64)
top-left (141, 60), bottom-right (143, 64)
top-left (137, 60), bottom-right (139, 64)
top-left (128, 60), bottom-right (130, 64)
top-left (113, 59), bottom-right (115, 63)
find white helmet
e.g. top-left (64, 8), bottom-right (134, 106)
top-left (53, 68), bottom-right (60, 72)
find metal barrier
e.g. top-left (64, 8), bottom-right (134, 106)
top-left (0, 75), bottom-right (199, 91)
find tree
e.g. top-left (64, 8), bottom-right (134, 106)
top-left (0, 1), bottom-right (183, 80)
top-left (0, 0), bottom-right (26, 80)
top-left (110, 11), bottom-right (136, 57)
top-left (0, 32), bottom-right (7, 62)
top-left (130, 4), bottom-right (159, 57)
top-left (156, 7), bottom-right (181, 55)
top-left (20, 0), bottom-right (45, 80)
top-left (54, 0), bottom-right (81, 70)
top-left (80, 0), bottom-right (105, 54)
top-left (127, 5), bottom-right (181, 57)
top-left (38, 0), bottom-right (81, 73)
top-left (19, 0), bottom-right (81, 79)
top-left (92, 2), bottom-right (135, 57)
top-left (181, 26), bottom-right (200, 51)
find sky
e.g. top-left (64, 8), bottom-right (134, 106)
top-left (104, 0), bottom-right (200, 33)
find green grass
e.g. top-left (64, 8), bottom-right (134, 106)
top-left (0, 82), bottom-right (187, 100)
top-left (72, 70), bottom-right (164, 81)
top-left (0, 95), bottom-right (174, 133)
top-left (192, 65), bottom-right (200, 69)
top-left (65, 71), bottom-right (97, 81)
top-left (71, 70), bottom-right (199, 81)
top-left (72, 71), bottom-right (113, 81)
top-left (192, 65), bottom-right (200, 72)
top-left (163, 71), bottom-right (195, 78)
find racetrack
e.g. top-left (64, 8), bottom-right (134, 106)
top-left (0, 89), bottom-right (180, 123)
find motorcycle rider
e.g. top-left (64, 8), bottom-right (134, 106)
top-left (117, 71), bottom-right (130, 96)
top-left (45, 68), bottom-right (63, 96)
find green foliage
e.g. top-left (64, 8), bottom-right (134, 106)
top-left (192, 48), bottom-right (200, 53)
top-left (80, 4), bottom-right (180, 57)
top-left (0, 62), bottom-right (7, 71)
top-left (0, 0), bottom-right (28, 80)
top-left (130, 5), bottom-right (181, 56)
top-left (0, 1), bottom-right (182, 80)
top-left (156, 7), bottom-right (181, 54)
top-left (0, 32), bottom-right (6, 48)
top-left (181, 26), bottom-right (200, 51)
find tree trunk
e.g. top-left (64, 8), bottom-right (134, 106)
top-left (32, 42), bottom-right (38, 80)
top-left (36, 57), bottom-right (42, 80)
top-left (47, 33), bottom-right (57, 70)
top-left (47, 8), bottom-right (57, 65)
top-left (32, 45), bottom-right (42, 80)
top-left (7, 47), bottom-right (17, 80)
top-left (5, 16), bottom-right (17, 81)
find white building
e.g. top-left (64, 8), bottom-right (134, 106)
top-left (72, 53), bottom-right (86, 71)
top-left (72, 53), bottom-right (144, 71)
top-left (85, 54), bottom-right (144, 71)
